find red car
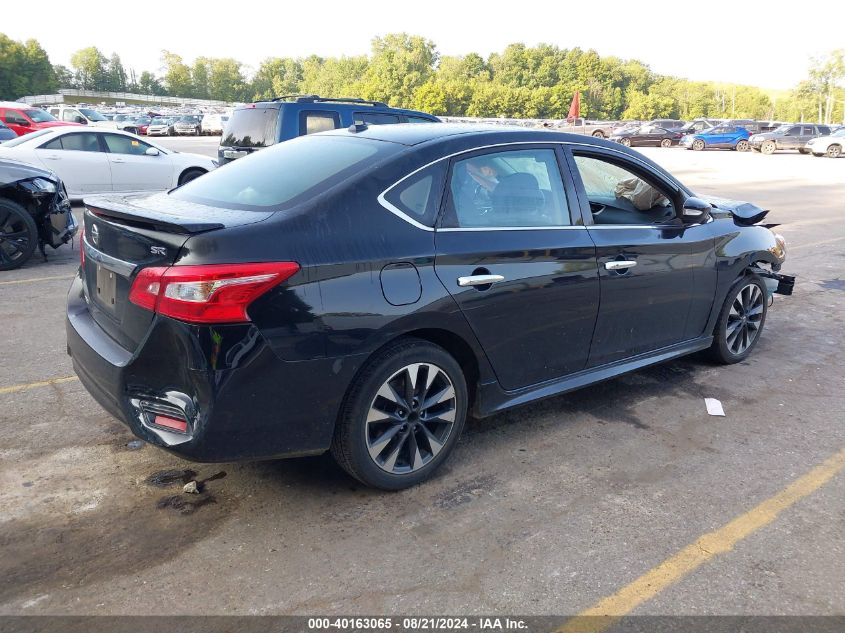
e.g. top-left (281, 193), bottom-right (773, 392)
top-left (0, 102), bottom-right (82, 136)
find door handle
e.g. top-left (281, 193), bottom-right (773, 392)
top-left (111, 158), bottom-right (125, 163)
top-left (605, 260), bottom-right (637, 271)
top-left (457, 274), bottom-right (505, 287)
top-left (44, 154), bottom-right (60, 160)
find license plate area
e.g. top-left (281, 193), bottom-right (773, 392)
top-left (95, 265), bottom-right (118, 311)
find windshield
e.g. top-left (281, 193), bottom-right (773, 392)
top-left (172, 135), bottom-right (399, 211)
top-left (78, 108), bottom-right (107, 121)
top-left (773, 125), bottom-right (791, 134)
top-left (135, 117), bottom-right (151, 124)
top-left (1, 129), bottom-right (52, 147)
top-left (151, 118), bottom-right (168, 125)
top-left (179, 116), bottom-right (199, 123)
top-left (222, 106), bottom-right (279, 148)
top-left (24, 109), bottom-right (57, 123)
top-left (832, 128), bottom-right (845, 137)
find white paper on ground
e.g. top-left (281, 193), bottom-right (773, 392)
top-left (705, 397), bottom-right (725, 417)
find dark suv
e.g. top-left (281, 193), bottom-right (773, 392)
top-left (750, 124), bottom-right (831, 154)
top-left (218, 95), bottom-right (440, 164)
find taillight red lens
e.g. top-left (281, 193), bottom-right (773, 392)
top-left (128, 262), bottom-right (300, 324)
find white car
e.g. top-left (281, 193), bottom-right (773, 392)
top-left (806, 128), bottom-right (845, 158)
top-left (48, 106), bottom-right (114, 128)
top-left (200, 113), bottom-right (229, 135)
top-left (0, 127), bottom-right (216, 198)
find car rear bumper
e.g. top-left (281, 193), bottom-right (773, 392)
top-left (66, 273), bottom-right (361, 462)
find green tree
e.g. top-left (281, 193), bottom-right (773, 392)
top-left (53, 64), bottom-right (76, 89)
top-left (361, 33), bottom-right (437, 107)
top-left (251, 57), bottom-right (303, 100)
top-left (105, 53), bottom-right (127, 91)
top-left (207, 58), bottom-right (247, 101)
top-left (138, 70), bottom-right (166, 96)
top-left (70, 46), bottom-right (107, 90)
top-left (161, 50), bottom-right (193, 97)
top-left (192, 57), bottom-right (211, 99)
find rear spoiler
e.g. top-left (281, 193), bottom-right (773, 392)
top-left (87, 203), bottom-right (224, 234)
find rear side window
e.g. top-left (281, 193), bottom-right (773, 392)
top-left (3, 110), bottom-right (28, 124)
top-left (300, 111), bottom-right (340, 135)
top-left (172, 135), bottom-right (399, 211)
top-left (355, 112), bottom-right (402, 125)
top-left (382, 163), bottom-right (447, 227)
top-left (222, 107), bottom-right (279, 148)
top-left (406, 116), bottom-right (436, 124)
top-left (51, 133), bottom-right (101, 152)
top-left (818, 126), bottom-right (830, 135)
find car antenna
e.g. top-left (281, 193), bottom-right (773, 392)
top-left (348, 123), bottom-right (368, 133)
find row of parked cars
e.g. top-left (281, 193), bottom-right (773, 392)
top-left (607, 117), bottom-right (844, 157)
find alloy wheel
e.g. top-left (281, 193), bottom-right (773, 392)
top-left (828, 144), bottom-right (841, 158)
top-left (660, 138), bottom-right (672, 148)
top-left (761, 141), bottom-right (776, 155)
top-left (692, 139), bottom-right (705, 151)
top-left (620, 138), bottom-right (631, 147)
top-left (725, 283), bottom-right (764, 355)
top-left (365, 362), bottom-right (457, 474)
top-left (736, 140), bottom-right (749, 152)
top-left (0, 207), bottom-right (34, 267)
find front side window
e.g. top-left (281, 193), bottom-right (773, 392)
top-left (572, 154), bottom-right (676, 226)
top-left (102, 134), bottom-right (152, 155)
top-left (300, 111), bottom-right (340, 135)
top-left (444, 148), bottom-right (570, 228)
top-left (62, 109), bottom-right (82, 122)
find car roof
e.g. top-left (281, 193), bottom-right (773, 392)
top-left (0, 101), bottom-right (39, 109)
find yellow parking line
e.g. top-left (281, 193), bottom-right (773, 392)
top-left (556, 445), bottom-right (845, 633)
top-left (0, 376), bottom-right (79, 395)
top-left (0, 275), bottom-right (73, 286)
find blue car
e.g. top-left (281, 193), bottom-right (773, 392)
top-left (0, 120), bottom-right (17, 143)
top-left (681, 125), bottom-right (751, 151)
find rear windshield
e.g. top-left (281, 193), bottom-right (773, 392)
top-left (171, 135), bottom-right (401, 211)
top-left (221, 106), bottom-right (279, 148)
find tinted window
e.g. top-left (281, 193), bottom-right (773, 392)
top-left (787, 127), bottom-right (801, 135)
top-left (172, 135), bottom-right (399, 211)
top-left (222, 107), bottom-right (279, 148)
top-left (62, 110), bottom-right (81, 122)
top-left (24, 109), bottom-right (56, 123)
top-left (3, 110), bottom-right (28, 124)
top-left (40, 137), bottom-right (64, 150)
top-left (817, 126), bottom-right (830, 135)
top-left (382, 163), bottom-right (447, 227)
top-left (572, 154), bottom-right (675, 226)
top-left (406, 116), bottom-right (436, 123)
top-left (354, 112), bottom-right (402, 125)
top-left (102, 134), bottom-right (151, 155)
top-left (300, 111), bottom-right (340, 135)
top-left (445, 148), bottom-right (570, 228)
top-left (57, 133), bottom-right (101, 152)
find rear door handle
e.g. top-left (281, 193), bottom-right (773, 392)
top-left (605, 261), bottom-right (637, 271)
top-left (457, 274), bottom-right (505, 287)
top-left (111, 158), bottom-right (125, 163)
top-left (44, 154), bottom-right (60, 160)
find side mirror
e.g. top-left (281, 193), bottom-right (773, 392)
top-left (75, 116), bottom-right (87, 124)
top-left (19, 120), bottom-right (31, 127)
top-left (144, 147), bottom-right (160, 156)
top-left (681, 197), bottom-right (711, 223)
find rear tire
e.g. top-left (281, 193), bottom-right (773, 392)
top-left (736, 140), bottom-right (750, 152)
top-left (660, 138), bottom-right (672, 148)
top-left (0, 197), bottom-right (38, 271)
top-left (178, 168), bottom-right (206, 186)
top-left (331, 338), bottom-right (468, 490)
top-left (708, 275), bottom-right (767, 364)
top-left (592, 130), bottom-right (605, 138)
top-left (620, 138), bottom-right (631, 147)
top-left (798, 148), bottom-right (809, 154)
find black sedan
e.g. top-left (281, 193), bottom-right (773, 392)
top-left (66, 125), bottom-right (793, 489)
top-left (611, 124), bottom-right (683, 147)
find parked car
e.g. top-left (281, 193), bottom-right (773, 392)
top-left (0, 102), bottom-right (82, 137)
top-left (0, 121), bottom-right (17, 143)
top-left (200, 113), bottom-right (229, 135)
top-left (174, 115), bottom-right (203, 136)
top-left (48, 106), bottom-right (111, 127)
top-left (0, 128), bottom-right (216, 198)
top-left (147, 117), bottom-right (177, 137)
top-left (749, 124), bottom-right (831, 154)
top-left (555, 118), bottom-right (619, 138)
top-left (649, 119), bottom-right (686, 130)
top-left (610, 124), bottom-right (683, 147)
top-left (66, 124), bottom-right (793, 489)
top-left (677, 118), bottom-right (720, 135)
top-left (117, 116), bottom-right (151, 135)
top-left (681, 125), bottom-right (751, 151)
top-left (0, 158), bottom-right (77, 270)
top-left (805, 127), bottom-right (845, 158)
top-left (219, 95), bottom-right (440, 164)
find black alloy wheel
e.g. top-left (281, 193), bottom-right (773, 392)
top-left (331, 338), bottom-right (467, 490)
top-left (708, 275), bottom-right (767, 364)
top-left (0, 198), bottom-right (38, 271)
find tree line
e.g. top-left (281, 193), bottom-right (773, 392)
top-left (1, 32), bottom-right (843, 123)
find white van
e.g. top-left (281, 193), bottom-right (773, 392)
top-left (48, 106), bottom-right (113, 128)
top-left (200, 112), bottom-right (230, 135)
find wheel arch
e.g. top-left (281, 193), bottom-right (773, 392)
top-left (178, 166), bottom-right (207, 185)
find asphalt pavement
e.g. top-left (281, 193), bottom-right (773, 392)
top-left (0, 141), bottom-right (843, 620)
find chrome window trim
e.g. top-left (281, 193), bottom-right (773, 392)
top-left (377, 139), bottom-right (682, 232)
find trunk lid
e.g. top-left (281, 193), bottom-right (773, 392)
top-left (81, 192), bottom-right (275, 351)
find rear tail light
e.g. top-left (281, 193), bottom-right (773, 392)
top-left (128, 262), bottom-right (299, 324)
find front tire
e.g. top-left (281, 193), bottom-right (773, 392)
top-left (660, 138), bottom-right (672, 148)
top-left (761, 141), bottom-right (776, 155)
top-left (827, 144), bottom-right (842, 158)
top-left (331, 339), bottom-right (468, 490)
top-left (592, 130), bottom-right (605, 138)
top-left (620, 138), bottom-right (631, 147)
top-left (178, 168), bottom-right (206, 186)
top-left (708, 275), bottom-right (767, 364)
top-left (692, 139), bottom-right (705, 151)
top-left (0, 198), bottom-right (38, 271)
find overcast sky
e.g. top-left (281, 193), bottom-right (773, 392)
top-left (5, 0), bottom-right (843, 90)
